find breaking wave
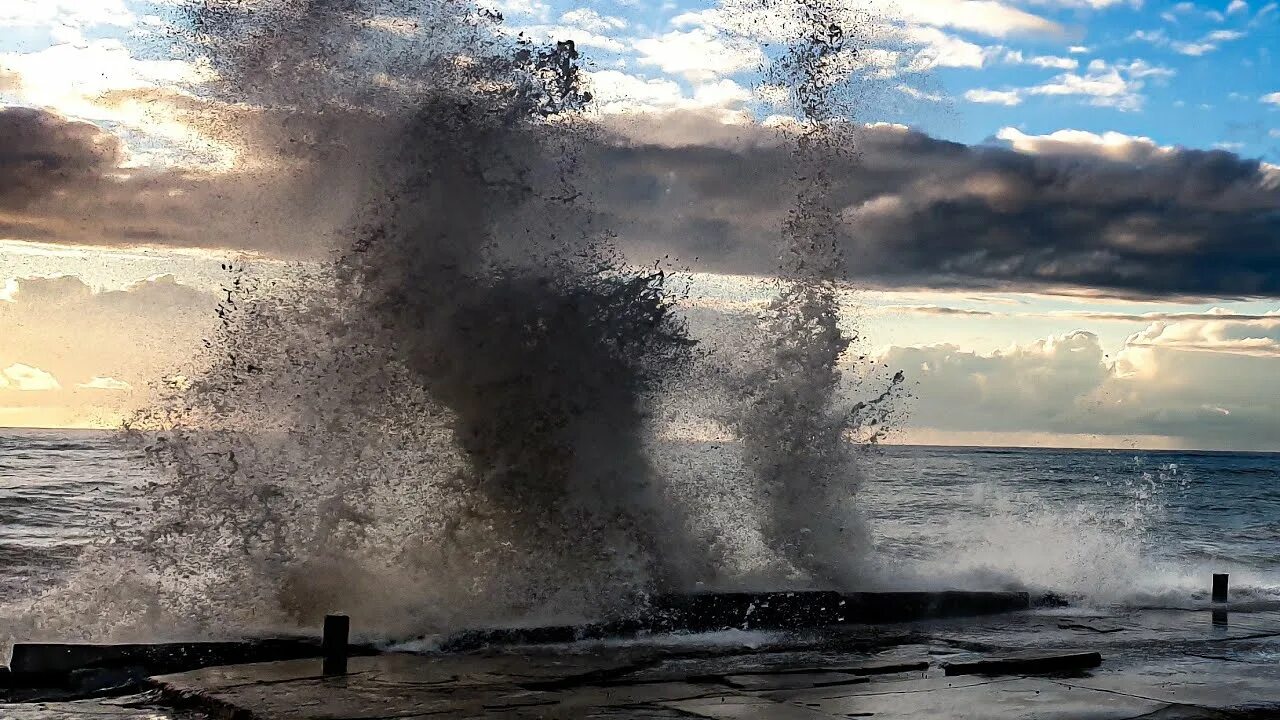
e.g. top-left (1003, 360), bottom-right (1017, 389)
top-left (6, 0), bottom-right (903, 644)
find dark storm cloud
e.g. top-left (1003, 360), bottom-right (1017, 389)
top-left (584, 115), bottom-right (1280, 299)
top-left (879, 305), bottom-right (995, 316)
top-left (3, 101), bottom-right (1279, 299)
top-left (0, 103), bottom-right (375, 254)
top-left (0, 106), bottom-right (123, 207)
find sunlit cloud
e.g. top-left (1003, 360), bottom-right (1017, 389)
top-left (1, 363), bottom-right (62, 392)
top-left (77, 376), bottom-right (133, 392)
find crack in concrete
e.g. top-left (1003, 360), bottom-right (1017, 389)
top-left (1205, 631), bottom-right (1280, 643)
top-left (1047, 678), bottom-right (1203, 709)
top-left (520, 658), bottom-right (666, 690)
top-left (1186, 653), bottom-right (1263, 665)
top-left (156, 671), bottom-right (372, 694)
top-left (1116, 702), bottom-right (1219, 720)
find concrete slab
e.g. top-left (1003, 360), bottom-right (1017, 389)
top-left (721, 671), bottom-right (869, 690)
top-left (786, 677), bottom-right (1166, 720)
top-left (1060, 659), bottom-right (1280, 711)
top-left (913, 606), bottom-right (1280, 664)
top-left (759, 674), bottom-right (1031, 703)
top-left (0, 702), bottom-right (159, 720)
top-left (125, 606), bottom-right (1280, 719)
top-left (662, 695), bottom-right (835, 719)
top-left (0, 695), bottom-right (207, 719)
top-left (1055, 620), bottom-right (1126, 634)
top-left (553, 681), bottom-right (723, 706)
top-left (595, 644), bottom-right (933, 686)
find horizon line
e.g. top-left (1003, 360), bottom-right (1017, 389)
top-left (1, 425), bottom-right (1275, 456)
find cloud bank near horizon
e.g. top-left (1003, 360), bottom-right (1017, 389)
top-left (3, 269), bottom-right (1277, 449)
top-left (883, 319), bottom-right (1280, 451)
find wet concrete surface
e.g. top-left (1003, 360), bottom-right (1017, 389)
top-left (0, 691), bottom-right (214, 719)
top-left (11, 606), bottom-right (1280, 719)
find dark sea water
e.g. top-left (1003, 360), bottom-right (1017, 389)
top-left (1, 428), bottom-right (1277, 622)
top-left (0, 430), bottom-right (145, 605)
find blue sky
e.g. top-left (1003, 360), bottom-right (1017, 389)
top-left (2, 0), bottom-right (1277, 159)
top-left (480, 0), bottom-right (1280, 159)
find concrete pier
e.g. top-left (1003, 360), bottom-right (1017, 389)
top-left (5, 638), bottom-right (336, 688)
top-left (6, 593), bottom-right (1280, 718)
top-left (140, 603), bottom-right (1280, 719)
top-left (440, 590), bottom-right (1031, 650)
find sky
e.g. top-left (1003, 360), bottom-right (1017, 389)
top-left (0, 0), bottom-right (1278, 451)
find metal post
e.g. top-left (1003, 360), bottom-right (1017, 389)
top-left (323, 614), bottom-right (349, 676)
top-left (1212, 574), bottom-right (1229, 604)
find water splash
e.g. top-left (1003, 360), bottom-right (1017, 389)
top-left (733, 2), bottom-right (903, 586)
top-left (115, 1), bottom-right (715, 633)
top-left (6, 0), bottom-right (909, 644)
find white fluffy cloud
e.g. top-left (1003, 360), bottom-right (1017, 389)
top-left (77, 376), bottom-right (133, 392)
top-left (882, 317), bottom-right (1280, 449)
top-left (1046, 0), bottom-right (1136, 7)
top-left (1033, 59), bottom-right (1169, 110)
top-left (904, 27), bottom-right (989, 70)
top-left (478, 0), bottom-right (549, 21)
top-left (965, 88), bottom-right (1023, 105)
top-left (559, 9), bottom-right (626, 32)
top-left (1, 364), bottom-right (62, 392)
top-left (663, 0), bottom-right (1062, 85)
top-left (1029, 67), bottom-right (1138, 108)
top-left (1124, 316), bottom-right (1280, 356)
top-left (672, 0), bottom-right (1060, 41)
top-left (0, 273), bottom-right (217, 400)
top-left (1023, 54), bottom-right (1079, 70)
top-left (585, 69), bottom-right (752, 117)
top-left (633, 28), bottom-right (764, 83)
top-left (995, 127), bottom-right (1171, 161)
top-left (961, 59), bottom-right (1170, 112)
top-left (1131, 26), bottom-right (1249, 56)
top-left (893, 0), bottom-right (1062, 38)
top-left (509, 24), bottom-right (627, 52)
top-left (0, 0), bottom-right (133, 29)
top-left (0, 39), bottom-right (217, 165)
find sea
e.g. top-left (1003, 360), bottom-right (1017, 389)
top-left (2, 428), bottom-right (1278, 627)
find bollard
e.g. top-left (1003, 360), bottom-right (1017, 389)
top-left (323, 614), bottom-right (349, 676)
top-left (1212, 574), bottom-right (1229, 604)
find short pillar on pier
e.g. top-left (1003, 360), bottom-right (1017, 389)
top-left (1212, 574), bottom-right (1229, 604)
top-left (323, 614), bottom-right (349, 676)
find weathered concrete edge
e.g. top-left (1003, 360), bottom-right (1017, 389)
top-left (148, 677), bottom-right (259, 720)
top-left (441, 590), bottom-right (1032, 651)
top-left (698, 659), bottom-right (929, 681)
top-left (1047, 679), bottom-right (1280, 720)
top-left (4, 639), bottom-right (384, 692)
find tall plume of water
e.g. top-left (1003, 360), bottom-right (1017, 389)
top-left (44, 0), bottom-right (708, 638)
top-left (732, 2), bottom-right (904, 587)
